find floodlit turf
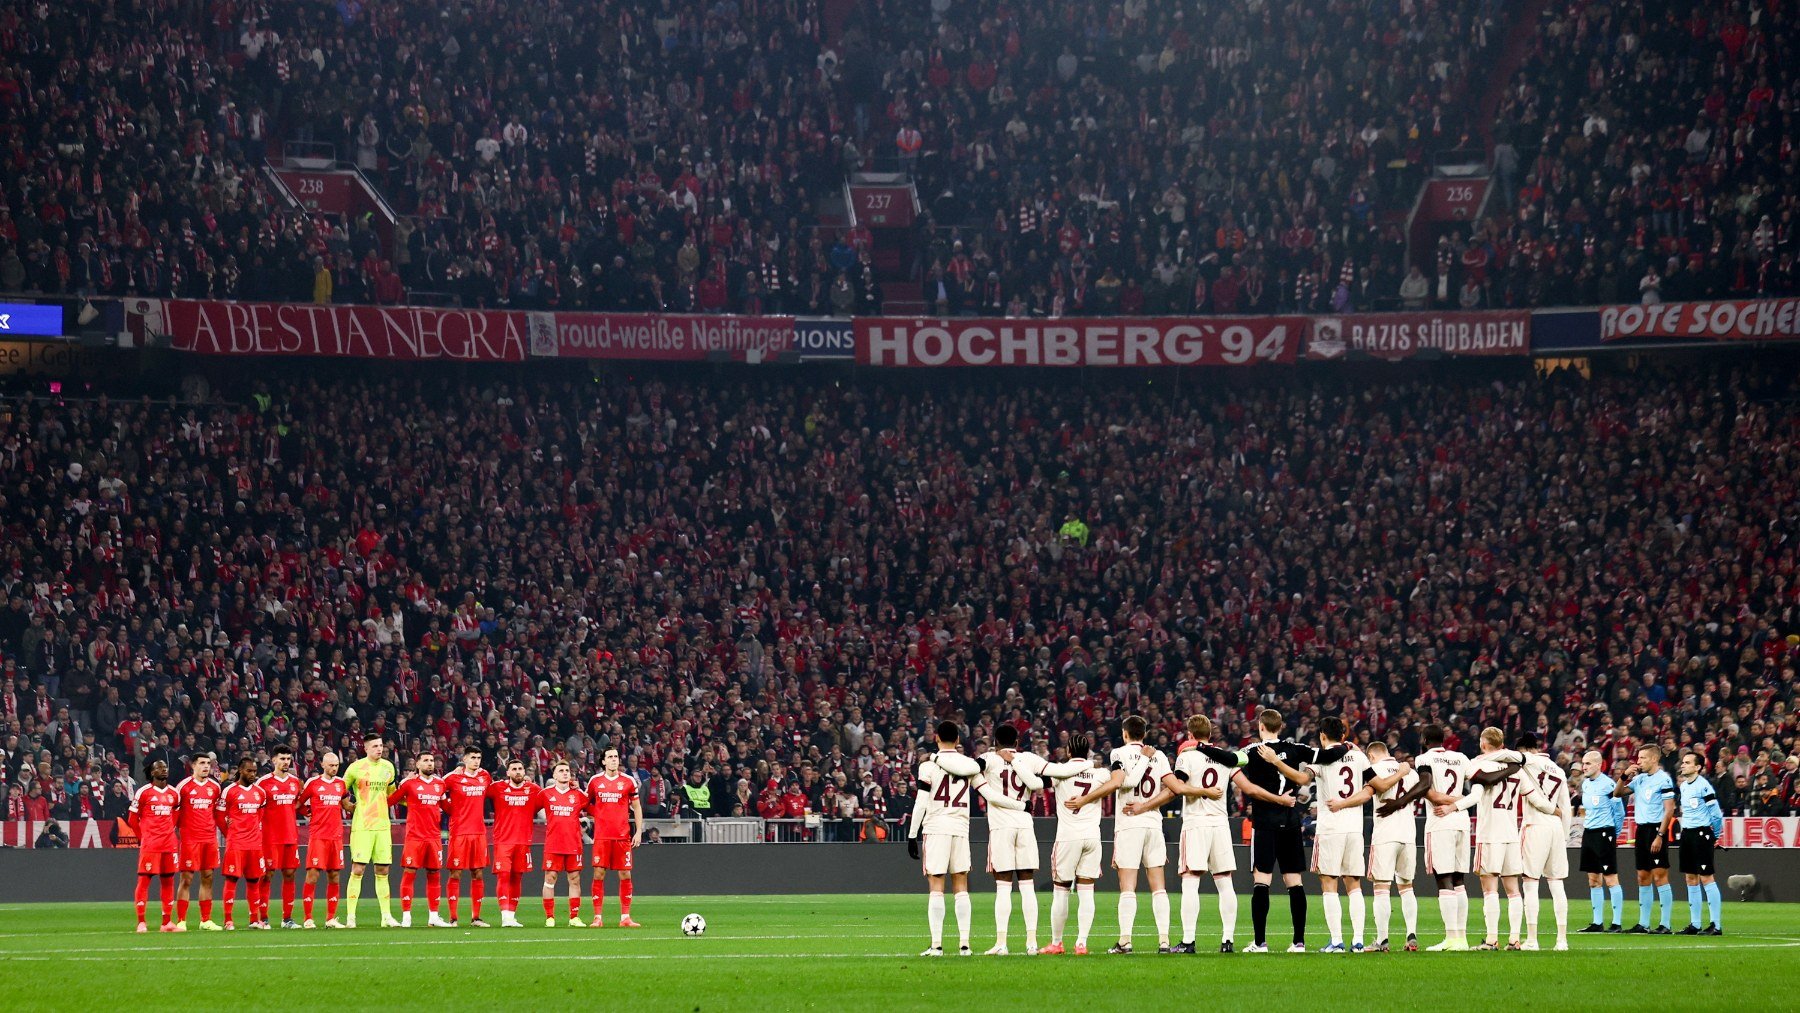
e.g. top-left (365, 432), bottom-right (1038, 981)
top-left (1, 893), bottom-right (1795, 1010)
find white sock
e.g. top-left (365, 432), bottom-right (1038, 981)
top-left (1507, 893), bottom-right (1522, 942)
top-left (1050, 886), bottom-right (1069, 945)
top-left (953, 891), bottom-right (971, 948)
top-left (1117, 891), bottom-right (1137, 945)
top-left (1348, 889), bottom-right (1365, 946)
top-left (1523, 879), bottom-right (1541, 943)
top-left (994, 881), bottom-right (1013, 946)
top-left (1180, 876), bottom-right (1201, 945)
top-left (1401, 888), bottom-right (1419, 936)
top-left (1019, 879), bottom-right (1038, 948)
top-left (1483, 891), bottom-right (1500, 942)
top-left (1150, 890), bottom-right (1170, 945)
top-left (1548, 880), bottom-right (1569, 940)
top-left (1323, 890), bottom-right (1343, 945)
top-left (1215, 877), bottom-right (1237, 943)
top-left (1374, 888), bottom-right (1391, 942)
top-left (1437, 892), bottom-right (1456, 939)
top-left (1076, 884), bottom-right (1095, 946)
top-left (1456, 887), bottom-right (1471, 939)
top-left (928, 892), bottom-right (945, 948)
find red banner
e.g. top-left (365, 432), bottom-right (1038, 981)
top-left (1307, 311), bottom-right (1529, 359)
top-left (539, 313), bottom-right (795, 361)
top-left (855, 317), bottom-right (1303, 367)
top-left (147, 300), bottom-right (528, 361)
top-left (1600, 300), bottom-right (1800, 342)
top-left (1719, 817), bottom-right (1800, 848)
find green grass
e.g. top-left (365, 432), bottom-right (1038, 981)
top-left (1, 893), bottom-right (1795, 1010)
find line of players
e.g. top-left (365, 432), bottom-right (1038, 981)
top-left (124, 737), bottom-right (646, 932)
top-left (904, 710), bottom-right (1727, 955)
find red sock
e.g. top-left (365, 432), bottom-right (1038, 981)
top-left (569, 896), bottom-right (582, 920)
top-left (543, 896), bottom-right (556, 920)
top-left (447, 876), bottom-right (460, 922)
top-left (282, 876), bottom-right (295, 920)
top-left (327, 881), bottom-right (339, 921)
top-left (160, 875), bottom-right (175, 926)
top-left (221, 881), bottom-right (236, 924)
top-left (178, 895), bottom-right (190, 923)
top-left (200, 897), bottom-right (212, 922)
top-left (253, 880), bottom-right (267, 923)
top-left (400, 871), bottom-right (415, 914)
top-left (595, 879), bottom-right (606, 920)
top-left (471, 874), bottom-right (484, 919)
top-left (620, 878), bottom-right (633, 916)
top-left (304, 881), bottom-right (316, 921)
top-left (135, 875), bottom-right (150, 924)
top-left (509, 873), bottom-right (524, 913)
top-left (426, 871), bottom-right (441, 915)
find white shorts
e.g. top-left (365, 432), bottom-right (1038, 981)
top-left (1112, 825), bottom-right (1167, 871)
top-left (1424, 829), bottom-right (1469, 875)
top-left (1368, 839), bottom-right (1416, 884)
top-left (1521, 824), bottom-right (1568, 880)
top-left (1177, 825), bottom-right (1236, 876)
top-left (921, 834), bottom-right (971, 878)
top-left (987, 826), bottom-right (1039, 874)
top-left (1050, 838), bottom-right (1103, 883)
top-left (1474, 838), bottom-right (1522, 877)
top-left (1313, 831), bottom-right (1367, 878)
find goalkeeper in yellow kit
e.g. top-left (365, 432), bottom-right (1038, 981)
top-left (342, 734), bottom-right (400, 928)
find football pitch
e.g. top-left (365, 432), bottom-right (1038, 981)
top-left (2, 895), bottom-right (1796, 1010)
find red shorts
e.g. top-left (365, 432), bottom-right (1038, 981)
top-left (222, 849), bottom-right (266, 880)
top-left (262, 843), bottom-right (300, 871)
top-left (494, 843), bottom-right (532, 874)
top-left (138, 851), bottom-right (178, 876)
top-left (306, 842), bottom-right (344, 871)
top-left (592, 839), bottom-right (635, 872)
top-left (447, 834), bottom-right (489, 870)
top-left (180, 840), bottom-right (220, 872)
top-left (542, 852), bottom-right (582, 873)
top-left (402, 839), bottom-right (443, 870)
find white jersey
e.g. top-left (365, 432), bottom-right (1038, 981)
top-left (1311, 748), bottom-right (1372, 835)
top-left (910, 751), bottom-right (980, 838)
top-left (1045, 758), bottom-right (1103, 842)
top-left (1109, 745), bottom-right (1171, 832)
top-left (1171, 747), bottom-right (1233, 828)
top-left (1469, 755), bottom-right (1527, 844)
top-left (977, 750), bottom-right (1042, 831)
top-left (1520, 752), bottom-right (1573, 833)
top-left (1370, 757), bottom-right (1421, 846)
top-left (1416, 747), bottom-right (1475, 833)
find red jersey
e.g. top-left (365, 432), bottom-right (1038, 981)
top-left (389, 774), bottom-right (448, 844)
top-left (254, 772), bottom-right (303, 846)
top-left (537, 784), bottom-right (588, 855)
top-left (130, 783), bottom-right (181, 852)
top-left (299, 775), bottom-right (347, 843)
top-left (175, 776), bottom-right (222, 844)
top-left (484, 779), bottom-right (542, 846)
top-left (585, 773), bottom-right (638, 840)
top-left (218, 782), bottom-right (267, 851)
top-left (443, 769), bottom-right (492, 837)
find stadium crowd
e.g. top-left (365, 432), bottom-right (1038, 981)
top-left (1, 360), bottom-right (1798, 836)
top-left (1, 0), bottom-right (1790, 316)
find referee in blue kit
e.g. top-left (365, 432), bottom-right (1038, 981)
top-left (1576, 750), bottom-right (1624, 932)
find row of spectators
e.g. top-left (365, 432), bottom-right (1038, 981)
top-left (0, 356), bottom-right (1796, 829)
top-left (7, 0), bottom-right (1790, 315)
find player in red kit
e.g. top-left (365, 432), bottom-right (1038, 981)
top-left (255, 745), bottom-right (304, 928)
top-left (218, 756), bottom-right (269, 929)
top-left (484, 759), bottom-right (542, 928)
top-left (390, 752), bottom-right (451, 928)
top-left (587, 747), bottom-right (645, 927)
top-left (299, 751), bottom-right (348, 927)
top-left (128, 760), bottom-right (181, 932)
top-left (175, 754), bottom-right (223, 930)
top-left (538, 761), bottom-right (589, 927)
top-left (443, 746), bottom-right (493, 926)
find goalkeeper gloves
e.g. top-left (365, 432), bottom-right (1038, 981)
top-left (907, 836), bottom-right (921, 860)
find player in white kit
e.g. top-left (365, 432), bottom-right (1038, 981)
top-left (1516, 731), bottom-right (1573, 950)
top-left (976, 724), bottom-right (1050, 954)
top-left (1327, 740), bottom-right (1419, 951)
top-left (1038, 733), bottom-right (1104, 955)
top-left (1065, 715), bottom-right (1173, 953)
top-left (1257, 716), bottom-right (1371, 952)
top-left (1381, 725), bottom-right (1476, 949)
top-left (908, 720), bottom-right (1022, 955)
top-left (1454, 728), bottom-right (1533, 949)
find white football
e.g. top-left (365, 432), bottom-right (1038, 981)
top-left (681, 913), bottom-right (706, 936)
